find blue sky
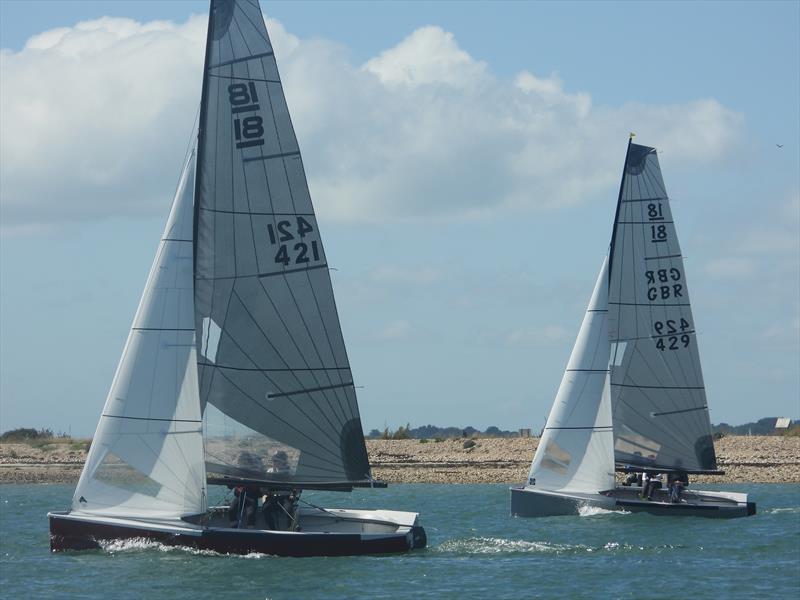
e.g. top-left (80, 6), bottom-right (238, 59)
top-left (1, 1), bottom-right (798, 436)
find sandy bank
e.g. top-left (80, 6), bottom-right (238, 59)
top-left (1, 436), bottom-right (797, 485)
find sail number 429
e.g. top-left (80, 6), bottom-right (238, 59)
top-left (267, 217), bottom-right (321, 266)
top-left (653, 318), bottom-right (691, 351)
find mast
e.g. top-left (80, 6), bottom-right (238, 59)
top-left (607, 134), bottom-right (634, 285)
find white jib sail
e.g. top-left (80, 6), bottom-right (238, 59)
top-left (72, 150), bottom-right (206, 519)
top-left (526, 257), bottom-right (615, 494)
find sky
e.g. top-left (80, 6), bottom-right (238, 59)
top-left (0, 0), bottom-right (798, 437)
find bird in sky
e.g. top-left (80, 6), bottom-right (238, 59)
top-left (776, 144), bottom-right (784, 148)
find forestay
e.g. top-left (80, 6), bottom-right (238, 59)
top-left (607, 142), bottom-right (716, 472)
top-left (527, 258), bottom-right (615, 493)
top-left (72, 152), bottom-right (206, 519)
top-left (193, 0), bottom-right (370, 485)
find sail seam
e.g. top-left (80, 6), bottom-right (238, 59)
top-left (616, 220), bottom-right (674, 225)
top-left (132, 328), bottom-right (195, 331)
top-left (565, 369), bottom-right (609, 372)
top-left (197, 362), bottom-right (349, 371)
top-left (209, 50), bottom-right (274, 69)
top-left (644, 254), bottom-right (682, 260)
top-left (209, 73), bottom-right (281, 84)
top-left (620, 197), bottom-right (668, 203)
top-left (162, 238), bottom-right (192, 242)
top-left (200, 208), bottom-right (316, 216)
top-left (545, 426), bottom-right (613, 430)
top-left (611, 383), bottom-right (704, 390)
top-left (609, 301), bottom-right (691, 307)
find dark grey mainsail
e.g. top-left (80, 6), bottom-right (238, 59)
top-left (607, 141), bottom-right (717, 473)
top-left (193, 0), bottom-right (370, 486)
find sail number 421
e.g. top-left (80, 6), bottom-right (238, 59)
top-left (267, 217), bottom-right (320, 266)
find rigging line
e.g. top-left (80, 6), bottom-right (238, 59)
top-left (253, 277), bottom-right (349, 429)
top-left (228, 289), bottom-right (347, 441)
top-left (209, 50), bottom-right (274, 69)
top-left (197, 362), bottom-right (350, 372)
top-left (101, 414), bottom-right (202, 423)
top-left (213, 369), bottom-right (345, 468)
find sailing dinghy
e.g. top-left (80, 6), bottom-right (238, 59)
top-left (49, 0), bottom-right (426, 556)
top-left (511, 139), bottom-right (755, 519)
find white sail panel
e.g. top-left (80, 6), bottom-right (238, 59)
top-left (527, 258), bottom-right (615, 493)
top-left (73, 152), bottom-right (206, 518)
top-left (608, 142), bottom-right (716, 472)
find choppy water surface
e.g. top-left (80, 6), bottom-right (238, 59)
top-left (1, 483), bottom-right (798, 599)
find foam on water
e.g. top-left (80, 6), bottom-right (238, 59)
top-left (97, 538), bottom-right (271, 559)
top-left (578, 505), bottom-right (630, 517)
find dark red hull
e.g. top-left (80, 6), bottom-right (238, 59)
top-left (49, 513), bottom-right (426, 557)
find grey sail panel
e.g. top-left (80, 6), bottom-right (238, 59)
top-left (194, 0), bottom-right (369, 485)
top-left (607, 142), bottom-right (716, 472)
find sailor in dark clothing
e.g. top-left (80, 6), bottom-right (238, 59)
top-left (229, 484), bottom-right (260, 527)
top-left (668, 471), bottom-right (689, 503)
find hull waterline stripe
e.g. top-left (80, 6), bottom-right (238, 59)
top-left (268, 381), bottom-right (354, 399)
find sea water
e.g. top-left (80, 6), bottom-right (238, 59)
top-left (1, 483), bottom-right (798, 599)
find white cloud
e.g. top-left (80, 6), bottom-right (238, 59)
top-left (0, 15), bottom-right (745, 233)
top-left (376, 320), bottom-right (412, 341)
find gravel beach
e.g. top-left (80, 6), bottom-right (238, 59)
top-left (1, 436), bottom-right (798, 485)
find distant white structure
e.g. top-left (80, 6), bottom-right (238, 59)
top-left (775, 417), bottom-right (791, 430)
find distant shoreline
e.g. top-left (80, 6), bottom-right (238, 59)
top-left (1, 436), bottom-right (798, 485)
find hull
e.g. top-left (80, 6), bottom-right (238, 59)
top-left (49, 507), bottom-right (426, 557)
top-left (511, 485), bottom-right (755, 519)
